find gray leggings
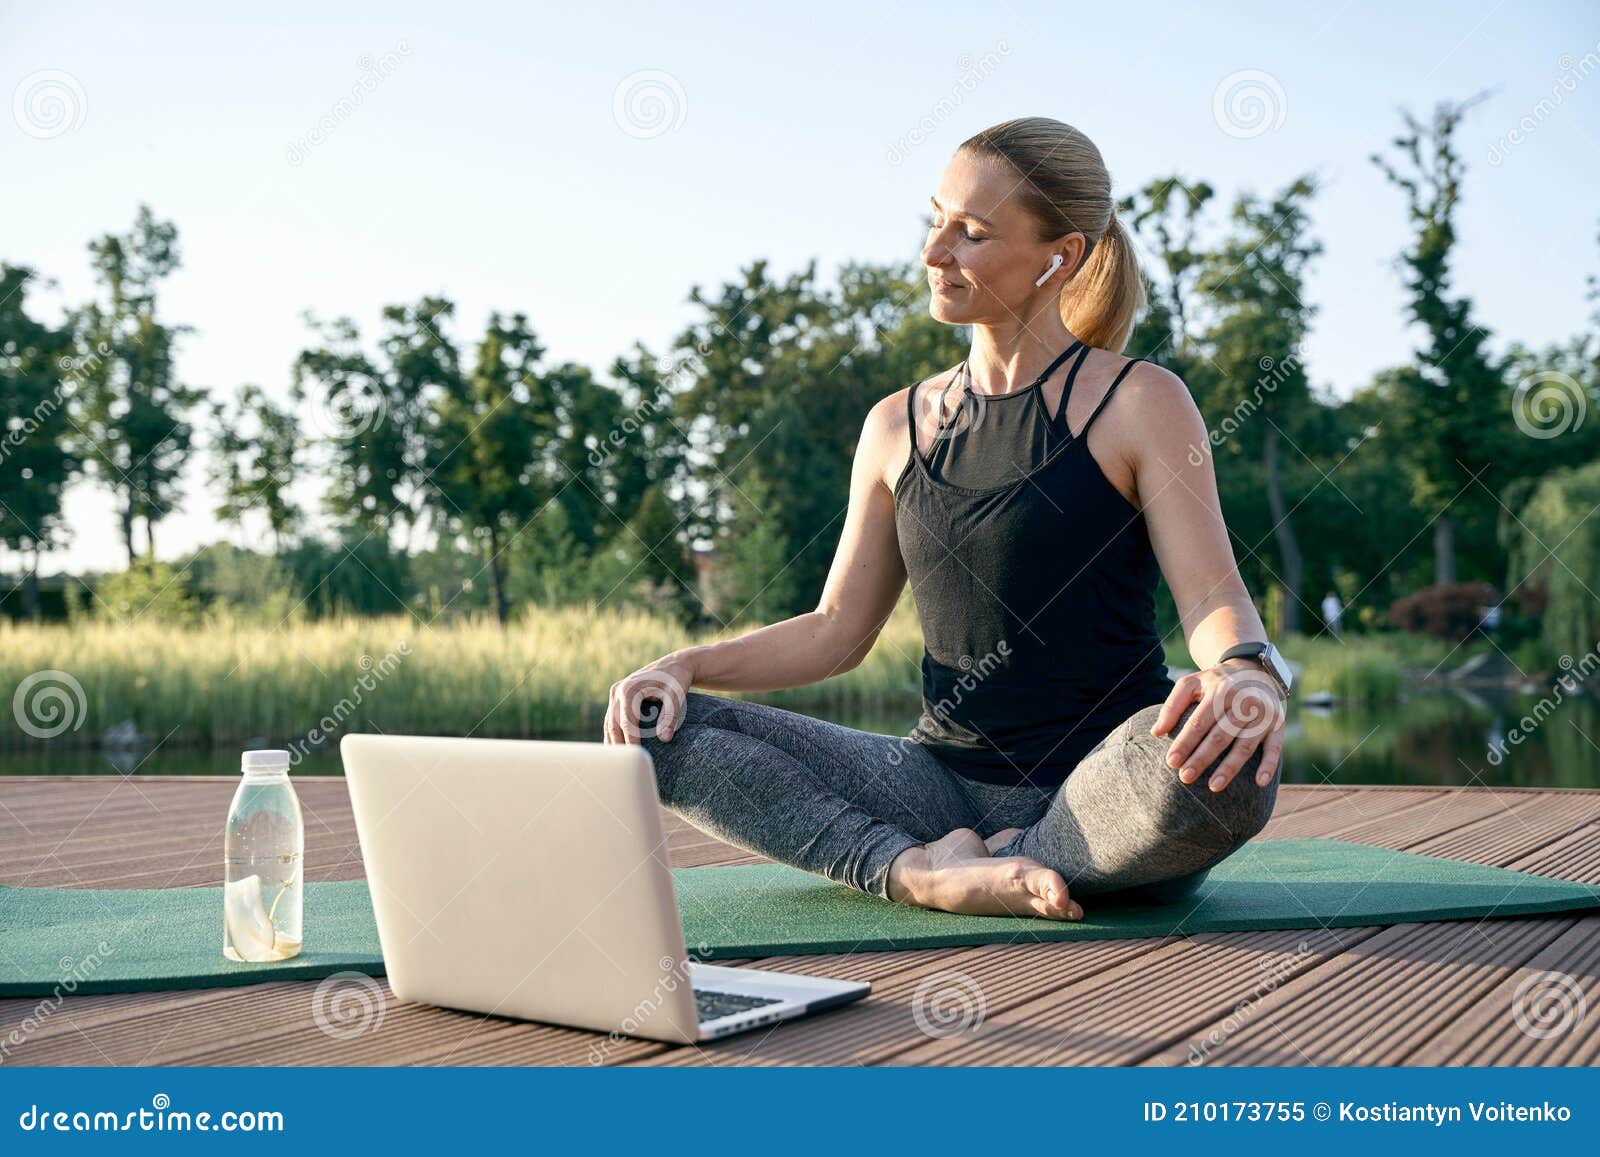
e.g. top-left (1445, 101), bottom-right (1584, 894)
top-left (639, 691), bottom-right (1277, 904)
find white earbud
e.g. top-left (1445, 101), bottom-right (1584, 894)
top-left (1034, 253), bottom-right (1065, 287)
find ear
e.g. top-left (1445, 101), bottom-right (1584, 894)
top-left (1047, 231), bottom-right (1090, 278)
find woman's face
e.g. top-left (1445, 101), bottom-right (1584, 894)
top-left (920, 150), bottom-right (1084, 326)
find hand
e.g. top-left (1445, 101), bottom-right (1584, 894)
top-left (604, 655), bottom-right (695, 745)
top-left (1150, 658), bottom-right (1285, 791)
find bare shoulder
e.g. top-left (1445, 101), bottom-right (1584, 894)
top-left (1117, 357), bottom-right (1200, 416)
top-left (1093, 356), bottom-right (1207, 449)
top-left (1078, 355), bottom-right (1209, 508)
top-left (862, 367), bottom-right (962, 490)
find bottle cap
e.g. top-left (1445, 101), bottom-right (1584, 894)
top-left (241, 749), bottom-right (291, 775)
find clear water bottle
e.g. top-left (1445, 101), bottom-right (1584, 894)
top-left (223, 749), bottom-right (304, 962)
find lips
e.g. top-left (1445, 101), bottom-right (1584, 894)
top-left (932, 279), bottom-right (967, 292)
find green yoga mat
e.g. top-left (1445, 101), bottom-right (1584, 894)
top-left (3, 838), bottom-right (1596, 997)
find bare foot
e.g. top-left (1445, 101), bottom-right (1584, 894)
top-left (925, 827), bottom-right (990, 866)
top-left (887, 829), bottom-right (1082, 921)
top-left (984, 827), bottom-right (1023, 855)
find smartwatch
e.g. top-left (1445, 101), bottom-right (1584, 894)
top-left (1218, 640), bottom-right (1293, 699)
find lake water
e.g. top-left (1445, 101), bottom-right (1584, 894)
top-left (3, 688), bottom-right (1596, 788)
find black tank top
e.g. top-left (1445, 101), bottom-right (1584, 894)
top-left (892, 341), bottom-right (1175, 787)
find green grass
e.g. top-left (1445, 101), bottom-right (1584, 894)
top-left (1165, 632), bottom-right (1413, 705)
top-left (6, 599), bottom-right (1460, 748)
top-left (0, 599), bottom-right (928, 748)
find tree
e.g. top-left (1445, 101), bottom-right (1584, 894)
top-left (1119, 176), bottom-right (1215, 376)
top-left (618, 481), bottom-right (698, 622)
top-left (1371, 97), bottom-right (1518, 585)
top-left (209, 384), bottom-right (301, 550)
top-left (1503, 460), bottom-right (1600, 661)
top-left (0, 264), bottom-right (77, 616)
top-left (715, 467), bottom-right (798, 626)
top-left (280, 530), bottom-right (413, 617)
top-left (71, 205), bottom-right (202, 562)
top-left (669, 258), bottom-right (962, 623)
top-left (294, 303), bottom-right (441, 548)
top-left (425, 312), bottom-right (544, 624)
top-left (1194, 178), bottom-right (1323, 633)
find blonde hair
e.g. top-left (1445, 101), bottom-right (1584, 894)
top-left (958, 117), bottom-right (1146, 353)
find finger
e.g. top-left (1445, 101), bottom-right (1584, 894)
top-left (1255, 728), bottom-right (1285, 787)
top-left (627, 682), bottom-right (656, 746)
top-left (656, 688), bottom-right (682, 742)
top-left (614, 681), bottom-right (640, 746)
top-left (1205, 733), bottom-right (1263, 792)
top-left (635, 686), bottom-right (669, 744)
top-left (1179, 718), bottom-right (1238, 785)
top-left (603, 683), bottom-right (621, 745)
top-left (1166, 692), bottom-right (1217, 770)
top-left (1151, 675), bottom-right (1200, 737)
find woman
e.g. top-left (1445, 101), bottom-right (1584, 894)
top-left (603, 116), bottom-right (1290, 922)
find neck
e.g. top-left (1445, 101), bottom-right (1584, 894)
top-left (966, 306), bottom-right (1081, 396)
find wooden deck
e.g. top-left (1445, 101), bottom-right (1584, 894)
top-left (3, 775), bottom-right (1598, 1067)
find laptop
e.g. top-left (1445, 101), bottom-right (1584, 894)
top-left (340, 733), bottom-right (869, 1043)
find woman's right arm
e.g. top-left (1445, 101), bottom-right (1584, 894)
top-left (603, 392), bottom-right (910, 744)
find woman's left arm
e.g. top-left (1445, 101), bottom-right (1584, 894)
top-left (1117, 363), bottom-right (1286, 792)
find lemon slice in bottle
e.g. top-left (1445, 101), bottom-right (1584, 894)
top-left (224, 874), bottom-right (278, 961)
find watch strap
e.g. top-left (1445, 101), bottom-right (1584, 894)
top-left (1218, 641), bottom-right (1291, 697)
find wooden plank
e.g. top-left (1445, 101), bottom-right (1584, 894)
top-left (636, 940), bottom-right (1174, 1067)
top-left (2, 779), bottom-right (1597, 1067)
top-left (892, 926), bottom-right (1387, 1067)
top-left (848, 790), bottom-right (1596, 1068)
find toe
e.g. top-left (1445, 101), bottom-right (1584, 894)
top-left (984, 827), bottom-right (1023, 855)
top-left (1019, 863), bottom-right (1076, 920)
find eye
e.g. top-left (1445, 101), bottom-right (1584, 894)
top-left (928, 218), bottom-right (986, 242)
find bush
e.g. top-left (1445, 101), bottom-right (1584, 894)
top-left (91, 560), bottom-right (198, 625)
top-left (1504, 460), bottom-right (1600, 663)
top-left (1386, 581), bottom-right (1497, 641)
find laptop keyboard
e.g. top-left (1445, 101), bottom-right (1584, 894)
top-left (693, 988), bottom-right (784, 1023)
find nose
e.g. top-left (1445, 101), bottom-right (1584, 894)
top-left (921, 224), bottom-right (955, 270)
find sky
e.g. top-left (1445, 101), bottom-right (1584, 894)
top-left (2, 0), bottom-right (1597, 574)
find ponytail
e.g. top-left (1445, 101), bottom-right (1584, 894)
top-left (1060, 213), bottom-right (1146, 353)
top-left (958, 117), bottom-right (1146, 353)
